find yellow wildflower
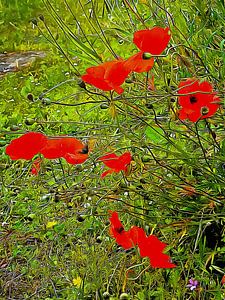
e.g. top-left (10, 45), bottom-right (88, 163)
top-left (46, 220), bottom-right (57, 229)
top-left (73, 276), bottom-right (82, 287)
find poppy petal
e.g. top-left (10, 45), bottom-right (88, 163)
top-left (81, 74), bottom-right (112, 91)
top-left (99, 153), bottom-right (119, 168)
top-left (40, 138), bottom-right (64, 159)
top-left (124, 52), bottom-right (154, 73)
top-left (6, 132), bottom-right (47, 160)
top-left (99, 152), bottom-right (132, 177)
top-left (64, 153), bottom-right (88, 165)
top-left (40, 137), bottom-right (85, 160)
top-left (133, 27), bottom-right (171, 55)
top-left (81, 59), bottom-right (130, 94)
top-left (150, 254), bottom-right (176, 268)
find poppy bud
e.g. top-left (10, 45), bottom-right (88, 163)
top-left (142, 156), bottom-right (151, 162)
top-left (142, 52), bottom-right (152, 60)
top-left (119, 293), bottom-right (129, 300)
top-left (100, 103), bottom-right (109, 109)
top-left (103, 291), bottom-right (110, 299)
top-left (10, 125), bottom-right (20, 131)
top-left (25, 118), bottom-right (35, 126)
top-left (27, 213), bottom-right (35, 221)
top-left (77, 215), bottom-right (85, 222)
top-left (125, 78), bottom-right (133, 83)
top-left (39, 14), bottom-right (45, 22)
top-left (31, 18), bottom-right (38, 26)
top-left (96, 236), bottom-right (102, 243)
top-left (145, 103), bottom-right (154, 109)
top-left (42, 98), bottom-right (51, 105)
top-left (27, 93), bottom-right (34, 101)
top-left (77, 80), bottom-right (86, 89)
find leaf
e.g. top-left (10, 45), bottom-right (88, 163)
top-left (145, 126), bottom-right (165, 143)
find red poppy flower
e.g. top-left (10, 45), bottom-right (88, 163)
top-left (221, 275), bottom-right (225, 285)
top-left (6, 132), bottom-right (47, 160)
top-left (81, 59), bottom-right (130, 94)
top-left (109, 211), bottom-right (176, 268)
top-left (178, 78), bottom-right (220, 122)
top-left (40, 137), bottom-right (88, 164)
top-left (133, 27), bottom-right (171, 55)
top-left (138, 234), bottom-right (176, 268)
top-left (31, 157), bottom-right (42, 175)
top-left (124, 51), bottom-right (154, 73)
top-left (98, 152), bottom-right (132, 178)
top-left (109, 211), bottom-right (135, 249)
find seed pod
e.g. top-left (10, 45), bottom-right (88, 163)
top-left (142, 52), bottom-right (152, 60)
top-left (125, 78), bottom-right (133, 83)
top-left (100, 103), bottom-right (109, 109)
top-left (103, 291), bottom-right (110, 299)
top-left (77, 215), bottom-right (85, 222)
top-left (145, 103), bottom-right (154, 109)
top-left (142, 155), bottom-right (151, 162)
top-left (77, 80), bottom-right (86, 89)
top-left (42, 98), bottom-right (51, 105)
top-left (96, 236), bottom-right (102, 243)
top-left (27, 93), bottom-right (34, 101)
top-left (39, 14), bottom-right (45, 21)
top-left (10, 125), bottom-right (20, 131)
top-left (27, 213), bottom-right (35, 220)
top-left (119, 293), bottom-right (129, 300)
top-left (25, 118), bottom-right (35, 126)
top-left (31, 18), bottom-right (38, 26)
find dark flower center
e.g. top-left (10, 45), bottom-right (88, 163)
top-left (142, 52), bottom-right (152, 60)
top-left (79, 144), bottom-right (89, 154)
top-left (189, 96), bottom-right (198, 104)
top-left (116, 226), bottom-right (124, 234)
